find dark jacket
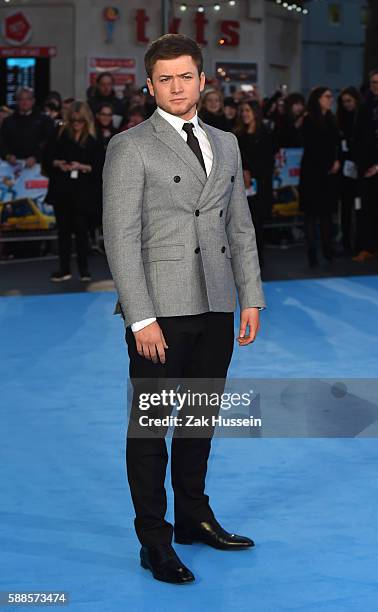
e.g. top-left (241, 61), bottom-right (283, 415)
top-left (237, 126), bottom-right (276, 215)
top-left (0, 110), bottom-right (54, 161)
top-left (275, 115), bottom-right (304, 149)
top-left (95, 125), bottom-right (117, 152)
top-left (299, 113), bottom-right (340, 213)
top-left (199, 109), bottom-right (231, 132)
top-left (43, 127), bottom-right (103, 207)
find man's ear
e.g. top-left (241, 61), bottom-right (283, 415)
top-left (199, 72), bottom-right (206, 93)
top-left (146, 78), bottom-right (155, 97)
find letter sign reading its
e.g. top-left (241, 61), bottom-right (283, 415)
top-left (169, 18), bottom-right (181, 34)
top-left (135, 9), bottom-right (149, 43)
top-left (220, 20), bottom-right (240, 46)
top-left (133, 10), bottom-right (240, 47)
top-left (194, 12), bottom-right (208, 46)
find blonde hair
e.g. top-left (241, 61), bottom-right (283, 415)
top-left (199, 88), bottom-right (224, 115)
top-left (63, 101), bottom-right (96, 143)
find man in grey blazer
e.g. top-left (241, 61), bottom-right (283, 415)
top-left (103, 33), bottom-right (266, 584)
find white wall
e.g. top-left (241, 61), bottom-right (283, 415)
top-left (0, 2), bottom-right (75, 98)
top-left (0, 0), bottom-right (302, 99)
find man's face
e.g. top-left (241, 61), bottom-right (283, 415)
top-left (319, 90), bottom-right (333, 112)
top-left (370, 73), bottom-right (378, 97)
top-left (98, 77), bottom-right (114, 97)
top-left (96, 106), bottom-right (113, 127)
top-left (224, 105), bottom-right (236, 120)
top-left (147, 55), bottom-right (205, 120)
top-left (17, 93), bottom-right (34, 113)
top-left (341, 94), bottom-right (356, 112)
top-left (292, 102), bottom-right (304, 117)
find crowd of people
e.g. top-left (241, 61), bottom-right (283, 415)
top-left (0, 68), bottom-right (377, 277)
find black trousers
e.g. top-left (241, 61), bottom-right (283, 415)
top-left (339, 177), bottom-right (356, 252)
top-left (359, 176), bottom-right (378, 253)
top-left (53, 197), bottom-right (90, 275)
top-left (125, 311), bottom-right (234, 547)
top-left (304, 211), bottom-right (333, 261)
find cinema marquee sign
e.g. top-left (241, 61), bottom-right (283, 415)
top-left (135, 9), bottom-right (240, 46)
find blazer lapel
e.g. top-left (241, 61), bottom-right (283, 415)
top-left (196, 117), bottom-right (222, 206)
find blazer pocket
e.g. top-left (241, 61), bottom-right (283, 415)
top-left (142, 244), bottom-right (185, 262)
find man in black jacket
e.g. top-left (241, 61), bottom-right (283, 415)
top-left (0, 87), bottom-right (54, 167)
top-left (87, 72), bottom-right (127, 122)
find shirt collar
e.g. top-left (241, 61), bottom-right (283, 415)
top-left (157, 106), bottom-right (200, 134)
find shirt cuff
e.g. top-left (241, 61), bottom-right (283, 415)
top-left (131, 317), bottom-right (157, 332)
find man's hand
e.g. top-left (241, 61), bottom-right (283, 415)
top-left (243, 169), bottom-right (251, 189)
top-left (329, 160), bottom-right (341, 175)
top-left (134, 321), bottom-right (168, 364)
top-left (53, 159), bottom-right (70, 172)
top-left (364, 165), bottom-right (378, 178)
top-left (237, 307), bottom-right (260, 346)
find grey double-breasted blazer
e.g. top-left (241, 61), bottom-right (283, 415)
top-left (102, 108), bottom-right (266, 328)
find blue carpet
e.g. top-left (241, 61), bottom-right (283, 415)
top-left (1, 275), bottom-right (378, 611)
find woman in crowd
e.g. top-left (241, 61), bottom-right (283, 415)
top-left (198, 88), bottom-right (229, 131)
top-left (95, 103), bottom-right (117, 149)
top-left (262, 91), bottom-right (285, 132)
top-left (44, 101), bottom-right (103, 282)
top-left (92, 103), bottom-right (117, 247)
top-left (43, 100), bottom-right (63, 127)
top-left (276, 92), bottom-right (305, 149)
top-left (336, 87), bottom-right (362, 255)
top-left (223, 97), bottom-right (238, 132)
top-left (235, 100), bottom-right (276, 269)
top-left (299, 87), bottom-right (340, 267)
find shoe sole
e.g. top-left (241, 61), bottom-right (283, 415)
top-left (174, 535), bottom-right (255, 549)
top-left (140, 559), bottom-right (195, 583)
top-left (50, 275), bottom-right (72, 282)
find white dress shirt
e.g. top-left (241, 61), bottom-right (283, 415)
top-left (131, 106), bottom-right (213, 332)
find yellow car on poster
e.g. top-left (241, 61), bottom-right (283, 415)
top-left (0, 198), bottom-right (56, 232)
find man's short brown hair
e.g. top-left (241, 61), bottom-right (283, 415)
top-left (144, 34), bottom-right (203, 80)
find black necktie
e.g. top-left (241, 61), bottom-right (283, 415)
top-left (182, 122), bottom-right (207, 176)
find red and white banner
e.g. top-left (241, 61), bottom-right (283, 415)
top-left (0, 46), bottom-right (56, 57)
top-left (88, 56), bottom-right (136, 93)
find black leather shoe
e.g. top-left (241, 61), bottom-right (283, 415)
top-left (175, 519), bottom-right (255, 550)
top-left (140, 544), bottom-right (195, 584)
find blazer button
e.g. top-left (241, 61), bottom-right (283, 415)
top-left (174, 175), bottom-right (181, 183)
top-left (195, 209), bottom-right (200, 216)
top-left (221, 246), bottom-right (226, 253)
top-left (195, 247), bottom-right (200, 254)
top-left (219, 210), bottom-right (223, 217)
top-left (231, 175), bottom-right (235, 182)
